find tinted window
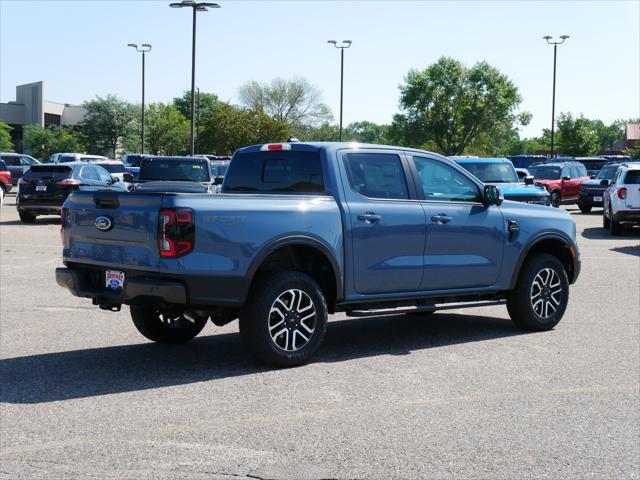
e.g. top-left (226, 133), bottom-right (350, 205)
top-left (223, 151), bottom-right (324, 193)
top-left (624, 170), bottom-right (640, 185)
top-left (596, 165), bottom-right (619, 180)
top-left (1, 155), bottom-right (19, 166)
top-left (59, 155), bottom-right (76, 163)
top-left (529, 166), bottom-right (561, 180)
top-left (139, 159), bottom-right (211, 182)
top-left (79, 166), bottom-right (99, 180)
top-left (23, 166), bottom-right (71, 180)
top-left (344, 153), bottom-right (408, 199)
top-left (123, 155), bottom-right (143, 167)
top-left (413, 156), bottom-right (479, 202)
top-left (0, 160), bottom-right (7, 170)
top-left (458, 161), bottom-right (518, 183)
top-left (210, 163), bottom-right (229, 177)
top-left (99, 163), bottom-right (125, 174)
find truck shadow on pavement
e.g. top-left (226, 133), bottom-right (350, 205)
top-left (0, 217), bottom-right (61, 226)
top-left (0, 313), bottom-right (528, 404)
top-left (581, 226), bottom-right (640, 239)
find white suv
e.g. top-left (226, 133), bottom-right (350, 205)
top-left (603, 163), bottom-right (640, 235)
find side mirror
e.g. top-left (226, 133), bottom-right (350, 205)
top-left (600, 179), bottom-right (610, 186)
top-left (214, 177), bottom-right (224, 185)
top-left (483, 184), bottom-right (503, 206)
top-left (561, 176), bottom-right (571, 181)
top-left (123, 173), bottom-right (134, 183)
top-left (524, 175), bottom-right (534, 185)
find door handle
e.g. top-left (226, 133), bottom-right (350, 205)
top-left (358, 212), bottom-right (381, 223)
top-left (431, 214), bottom-right (452, 224)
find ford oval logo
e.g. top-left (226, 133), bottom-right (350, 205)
top-left (95, 216), bottom-right (113, 232)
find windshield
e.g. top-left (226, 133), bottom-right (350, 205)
top-left (210, 164), bottom-right (229, 177)
top-left (596, 165), bottom-right (619, 180)
top-left (459, 161), bottom-right (519, 183)
top-left (529, 166), bottom-right (561, 180)
top-left (139, 159), bottom-right (210, 182)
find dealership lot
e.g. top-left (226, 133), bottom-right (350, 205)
top-left (0, 194), bottom-right (638, 479)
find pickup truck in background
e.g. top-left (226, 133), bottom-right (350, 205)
top-left (56, 142), bottom-right (581, 367)
top-left (130, 156), bottom-right (217, 194)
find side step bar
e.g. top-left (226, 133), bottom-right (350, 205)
top-left (345, 300), bottom-right (507, 318)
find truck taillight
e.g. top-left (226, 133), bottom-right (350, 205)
top-left (158, 208), bottom-right (195, 258)
top-left (617, 187), bottom-right (627, 200)
top-left (19, 177), bottom-right (28, 186)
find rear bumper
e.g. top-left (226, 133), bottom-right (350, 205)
top-left (18, 195), bottom-right (66, 213)
top-left (56, 267), bottom-right (187, 306)
top-left (613, 210), bottom-right (640, 224)
top-left (579, 190), bottom-right (605, 207)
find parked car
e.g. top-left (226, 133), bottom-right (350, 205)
top-left (602, 163), bottom-right (640, 235)
top-left (529, 161), bottom-right (590, 207)
top-left (508, 155), bottom-right (549, 169)
top-left (208, 158), bottom-right (231, 192)
top-left (122, 153), bottom-right (143, 180)
top-left (132, 156), bottom-right (215, 193)
top-left (574, 157), bottom-right (607, 177)
top-left (577, 162), bottom-right (625, 213)
top-left (515, 168), bottom-right (531, 181)
top-left (453, 157), bottom-right (549, 205)
top-left (601, 155), bottom-right (632, 164)
top-left (54, 153), bottom-right (109, 164)
top-left (0, 160), bottom-right (12, 199)
top-left (56, 142), bottom-right (581, 367)
top-left (17, 162), bottom-right (127, 223)
top-left (0, 153), bottom-right (40, 184)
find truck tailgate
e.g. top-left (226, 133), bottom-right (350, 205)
top-left (62, 192), bottom-right (164, 270)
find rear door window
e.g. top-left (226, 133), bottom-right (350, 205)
top-left (1, 155), bottom-right (19, 166)
top-left (344, 153), bottom-right (408, 200)
top-left (624, 170), bottom-right (640, 185)
top-left (223, 151), bottom-right (324, 193)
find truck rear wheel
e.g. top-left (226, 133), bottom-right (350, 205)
top-left (550, 191), bottom-right (561, 208)
top-left (507, 253), bottom-right (569, 331)
top-left (239, 271), bottom-right (328, 367)
top-left (130, 306), bottom-right (207, 344)
top-left (19, 211), bottom-right (36, 223)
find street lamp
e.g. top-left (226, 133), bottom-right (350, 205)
top-left (127, 43), bottom-right (152, 154)
top-left (169, 0), bottom-right (220, 155)
top-left (327, 40), bottom-right (352, 142)
top-left (543, 34), bottom-right (569, 157)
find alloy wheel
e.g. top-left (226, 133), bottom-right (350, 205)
top-left (268, 289), bottom-right (317, 352)
top-left (530, 268), bottom-right (563, 319)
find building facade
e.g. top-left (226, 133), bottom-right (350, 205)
top-left (0, 81), bottom-right (86, 152)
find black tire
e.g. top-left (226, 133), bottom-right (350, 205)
top-left (578, 200), bottom-right (592, 214)
top-left (550, 191), bottom-right (561, 208)
top-left (19, 210), bottom-right (36, 223)
top-left (130, 306), bottom-right (207, 344)
top-left (609, 208), bottom-right (623, 236)
top-left (507, 253), bottom-right (569, 331)
top-left (239, 271), bottom-right (328, 367)
top-left (603, 209), bottom-right (610, 228)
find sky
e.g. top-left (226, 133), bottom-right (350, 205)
top-left (1, 0), bottom-right (639, 138)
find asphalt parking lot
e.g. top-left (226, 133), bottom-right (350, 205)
top-left (0, 193), bottom-right (638, 480)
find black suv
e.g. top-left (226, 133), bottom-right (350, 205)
top-left (17, 162), bottom-right (127, 223)
top-left (578, 162), bottom-right (625, 212)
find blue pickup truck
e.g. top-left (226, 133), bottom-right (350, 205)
top-left (56, 142), bottom-right (581, 367)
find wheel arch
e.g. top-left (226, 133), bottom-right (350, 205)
top-left (244, 236), bottom-right (342, 313)
top-left (510, 233), bottom-right (578, 288)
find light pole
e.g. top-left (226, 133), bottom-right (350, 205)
top-left (169, 0), bottom-right (220, 155)
top-left (543, 35), bottom-right (569, 157)
top-left (327, 40), bottom-right (352, 141)
top-left (127, 43), bottom-right (151, 154)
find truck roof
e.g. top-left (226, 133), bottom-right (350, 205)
top-left (235, 141), bottom-right (448, 157)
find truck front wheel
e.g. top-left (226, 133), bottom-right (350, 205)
top-left (507, 253), bottom-right (569, 331)
top-left (239, 271), bottom-right (328, 367)
top-left (130, 306), bottom-right (207, 344)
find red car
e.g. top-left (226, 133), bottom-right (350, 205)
top-left (0, 160), bottom-right (13, 199)
top-left (528, 161), bottom-right (590, 208)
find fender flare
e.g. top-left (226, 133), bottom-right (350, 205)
top-left (509, 231), bottom-right (576, 289)
top-left (243, 235), bottom-right (343, 303)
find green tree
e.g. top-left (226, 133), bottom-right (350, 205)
top-left (589, 119), bottom-right (624, 151)
top-left (81, 95), bottom-right (136, 157)
top-left (238, 77), bottom-right (332, 131)
top-left (173, 90), bottom-right (218, 120)
top-left (0, 121), bottom-right (14, 151)
top-left (199, 103), bottom-right (290, 155)
top-left (556, 113), bottom-right (599, 157)
top-left (344, 121), bottom-right (390, 144)
top-left (298, 122), bottom-right (340, 142)
top-left (391, 56), bottom-right (523, 155)
top-left (23, 125), bottom-right (84, 160)
top-left (625, 141), bottom-right (640, 159)
top-left (144, 103), bottom-right (190, 155)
